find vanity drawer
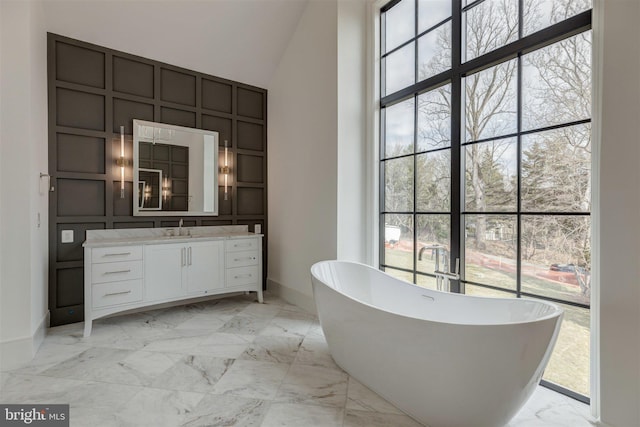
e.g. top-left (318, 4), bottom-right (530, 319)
top-left (91, 261), bottom-right (143, 284)
top-left (92, 279), bottom-right (142, 308)
top-left (226, 251), bottom-right (259, 268)
top-left (226, 266), bottom-right (260, 287)
top-left (92, 246), bottom-right (143, 263)
top-left (226, 238), bottom-right (259, 253)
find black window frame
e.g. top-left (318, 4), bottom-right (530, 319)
top-left (379, 0), bottom-right (592, 403)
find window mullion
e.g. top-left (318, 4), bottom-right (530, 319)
top-left (518, 0), bottom-right (523, 40)
top-left (379, 97), bottom-right (386, 268)
top-left (516, 0), bottom-right (523, 300)
top-left (516, 53), bottom-right (523, 299)
top-left (413, 0), bottom-right (418, 284)
top-left (450, 0), bottom-right (463, 293)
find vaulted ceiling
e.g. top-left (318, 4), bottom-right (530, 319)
top-left (41, 0), bottom-right (309, 89)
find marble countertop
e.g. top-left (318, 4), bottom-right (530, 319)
top-left (83, 226), bottom-right (262, 248)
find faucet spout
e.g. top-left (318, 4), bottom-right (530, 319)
top-left (178, 218), bottom-right (184, 235)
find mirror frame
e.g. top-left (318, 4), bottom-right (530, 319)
top-left (133, 119), bottom-right (219, 216)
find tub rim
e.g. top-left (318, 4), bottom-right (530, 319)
top-left (311, 259), bottom-right (564, 327)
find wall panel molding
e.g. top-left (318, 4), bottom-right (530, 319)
top-left (47, 33), bottom-right (268, 326)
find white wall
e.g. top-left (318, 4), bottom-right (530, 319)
top-left (337, 0), bottom-right (369, 263)
top-left (0, 0), bottom-right (48, 370)
top-left (0, 0), bottom-right (3, 368)
top-left (597, 0), bottom-right (640, 425)
top-left (267, 0), bottom-right (339, 311)
top-left (30, 0), bottom-right (49, 353)
top-left (40, 0), bottom-right (307, 89)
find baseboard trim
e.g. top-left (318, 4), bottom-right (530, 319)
top-left (33, 310), bottom-right (49, 354)
top-left (0, 311), bottom-right (49, 371)
top-left (266, 278), bottom-right (317, 315)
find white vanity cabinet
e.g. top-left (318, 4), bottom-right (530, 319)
top-left (144, 240), bottom-right (225, 301)
top-left (83, 228), bottom-right (263, 337)
top-left (226, 238), bottom-right (261, 289)
top-left (89, 246), bottom-right (144, 309)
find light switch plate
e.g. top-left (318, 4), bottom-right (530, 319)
top-left (254, 224), bottom-right (261, 234)
top-left (61, 230), bottom-right (74, 243)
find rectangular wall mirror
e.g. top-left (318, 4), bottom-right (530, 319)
top-left (133, 119), bottom-right (219, 216)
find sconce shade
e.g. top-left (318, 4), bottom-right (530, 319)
top-left (222, 140), bottom-right (230, 201)
top-left (119, 125), bottom-right (125, 198)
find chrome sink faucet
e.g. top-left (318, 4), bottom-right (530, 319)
top-left (178, 218), bottom-right (184, 235)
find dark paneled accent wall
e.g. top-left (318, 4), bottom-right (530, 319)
top-left (48, 33), bottom-right (267, 326)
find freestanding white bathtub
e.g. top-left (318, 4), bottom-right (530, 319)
top-left (310, 260), bottom-right (563, 427)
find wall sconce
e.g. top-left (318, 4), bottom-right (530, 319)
top-left (220, 139), bottom-right (230, 201)
top-left (144, 183), bottom-right (152, 201)
top-left (115, 125), bottom-right (130, 199)
top-left (162, 177), bottom-right (170, 201)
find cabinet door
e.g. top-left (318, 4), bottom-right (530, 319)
top-left (186, 240), bottom-right (225, 294)
top-left (144, 243), bottom-right (185, 301)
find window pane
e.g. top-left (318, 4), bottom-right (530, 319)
top-left (383, 214), bottom-right (414, 271)
top-left (464, 138), bottom-right (517, 212)
top-left (384, 98), bottom-right (415, 158)
top-left (384, 0), bottom-right (415, 54)
top-left (523, 0), bottom-right (592, 37)
top-left (522, 31), bottom-right (592, 130)
top-left (384, 157), bottom-right (414, 212)
top-left (384, 267), bottom-right (414, 283)
top-left (464, 0), bottom-right (518, 62)
top-left (465, 283), bottom-right (515, 298)
top-left (540, 302), bottom-right (590, 397)
top-left (416, 214), bottom-right (450, 274)
top-left (464, 214), bottom-right (517, 290)
top-left (464, 59), bottom-right (517, 142)
top-left (417, 150), bottom-right (450, 211)
top-left (521, 215), bottom-right (591, 306)
top-left (416, 274), bottom-right (439, 290)
top-left (419, 0), bottom-right (451, 33)
top-left (522, 124), bottom-right (591, 212)
top-left (418, 22), bottom-right (451, 81)
top-left (417, 84), bottom-right (451, 151)
top-left (384, 42), bottom-right (416, 96)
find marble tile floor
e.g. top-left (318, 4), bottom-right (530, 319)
top-left (1, 294), bottom-right (595, 427)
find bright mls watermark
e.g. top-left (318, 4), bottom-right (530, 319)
top-left (0, 405), bottom-right (68, 426)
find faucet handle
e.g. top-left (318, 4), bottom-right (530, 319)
top-left (434, 258), bottom-right (460, 281)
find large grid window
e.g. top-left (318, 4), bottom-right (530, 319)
top-left (379, 0), bottom-right (592, 400)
